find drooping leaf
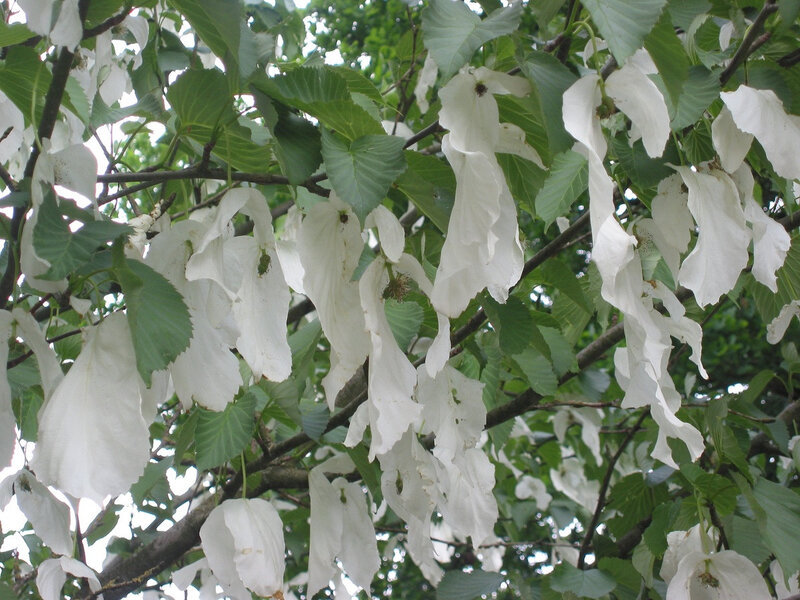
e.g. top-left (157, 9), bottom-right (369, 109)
top-left (534, 150), bottom-right (588, 227)
top-left (115, 257), bottom-right (193, 385)
top-left (550, 563), bottom-right (617, 599)
top-left (195, 394), bottom-right (257, 471)
top-left (254, 68), bottom-right (383, 140)
top-left (321, 130), bottom-right (407, 224)
top-left (482, 295), bottom-right (537, 356)
top-left (394, 151), bottom-right (456, 233)
top-left (670, 65), bottom-right (720, 130)
top-left (520, 52), bottom-right (577, 156)
top-left (0, 22), bottom-right (34, 46)
top-left (751, 477), bottom-right (800, 577)
top-left (582, 0), bottom-right (667, 63)
top-left (512, 348), bottom-right (557, 397)
top-left (436, 570), bottom-right (505, 600)
top-left (422, 0), bottom-right (522, 78)
top-left (384, 299), bottom-right (424, 352)
top-left (33, 192), bottom-right (131, 281)
top-left (167, 68), bottom-right (234, 138)
top-left (644, 13), bottom-right (690, 106)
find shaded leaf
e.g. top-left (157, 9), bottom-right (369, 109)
top-left (115, 257), bottom-right (193, 385)
top-left (195, 394), bottom-right (257, 471)
top-left (422, 0), bottom-right (522, 78)
top-left (582, 0), bottom-right (667, 63)
top-left (436, 570), bottom-right (505, 600)
top-left (321, 130), bottom-right (407, 224)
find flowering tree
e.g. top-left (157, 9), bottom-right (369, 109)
top-left (1, 0), bottom-right (800, 598)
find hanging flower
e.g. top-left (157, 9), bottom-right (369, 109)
top-left (200, 498), bottom-right (286, 599)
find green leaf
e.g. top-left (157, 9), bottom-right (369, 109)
top-left (436, 570), bottom-right (505, 600)
top-left (0, 47), bottom-right (53, 126)
top-left (167, 68), bottom-right (234, 137)
top-left (644, 13), bottom-right (690, 107)
top-left (195, 394), bottom-right (257, 471)
top-left (422, 0), bottom-right (522, 78)
top-left (300, 401), bottom-right (329, 440)
top-left (394, 151), bottom-right (456, 233)
top-left (520, 52), bottom-right (577, 156)
top-left (534, 150), bottom-right (588, 228)
top-left (496, 153), bottom-right (546, 215)
top-left (582, 0), bottom-right (667, 64)
top-left (384, 299), bottom-right (424, 352)
top-left (496, 94), bottom-right (550, 164)
top-left (541, 258), bottom-right (593, 313)
top-left (130, 458), bottom-right (173, 504)
top-left (683, 119), bottom-right (714, 165)
top-left (166, 0), bottom-right (258, 81)
top-left (550, 563), bottom-right (616, 599)
top-left (751, 477), bottom-right (800, 577)
top-left (607, 474), bottom-right (669, 537)
top-left (115, 257), bottom-right (192, 385)
top-left (670, 66), bottom-right (720, 130)
top-left (609, 137), bottom-right (676, 192)
top-left (273, 108), bottom-right (322, 184)
top-left (0, 22), bottom-right (34, 47)
top-left (254, 68), bottom-right (383, 140)
top-left (33, 191), bottom-right (131, 281)
top-left (540, 327), bottom-right (577, 376)
top-left (483, 295), bottom-right (537, 356)
top-left (321, 130), bottom-right (407, 224)
top-left (512, 348), bottom-right (558, 397)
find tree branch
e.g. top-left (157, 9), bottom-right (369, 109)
top-left (720, 0), bottom-right (778, 85)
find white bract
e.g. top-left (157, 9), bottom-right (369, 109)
top-left (31, 313), bottom-right (151, 503)
top-left (722, 85), bottom-right (800, 180)
top-left (297, 195), bottom-right (369, 408)
top-left (200, 498), bottom-right (286, 599)
top-left (0, 470), bottom-right (72, 556)
top-left (307, 455), bottom-right (380, 596)
top-left (430, 67), bottom-right (529, 318)
top-left (36, 557), bottom-right (100, 600)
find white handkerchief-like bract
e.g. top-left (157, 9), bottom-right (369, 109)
top-left (563, 74), bottom-right (637, 307)
top-left (766, 300), bottom-right (800, 344)
top-left (731, 165), bottom-right (791, 293)
top-left (378, 430), bottom-right (443, 585)
top-left (31, 313), bottom-right (150, 503)
top-left (200, 498), bottom-right (285, 599)
top-left (674, 166), bottom-right (751, 307)
top-left (416, 364), bottom-right (485, 464)
top-left (0, 470), bottom-right (72, 556)
top-left (345, 256), bottom-right (420, 459)
top-left (147, 219), bottom-right (242, 411)
top-left (186, 188), bottom-right (292, 382)
top-left (37, 557), bottom-right (101, 600)
top-left (563, 72), bottom-right (708, 469)
top-left (435, 447), bottom-right (498, 548)
top-left (722, 85), bottom-right (800, 180)
top-left (711, 106), bottom-right (753, 173)
top-left (605, 55), bottom-right (670, 158)
top-left (19, 0), bottom-right (82, 50)
top-left (307, 455), bottom-right (380, 596)
top-left (430, 67), bottom-right (529, 318)
top-left (297, 195), bottom-right (369, 408)
top-left (665, 548), bottom-right (770, 599)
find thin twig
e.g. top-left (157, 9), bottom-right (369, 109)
top-left (577, 409), bottom-right (649, 568)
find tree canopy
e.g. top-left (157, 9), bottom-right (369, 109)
top-left (1, 0), bottom-right (800, 599)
